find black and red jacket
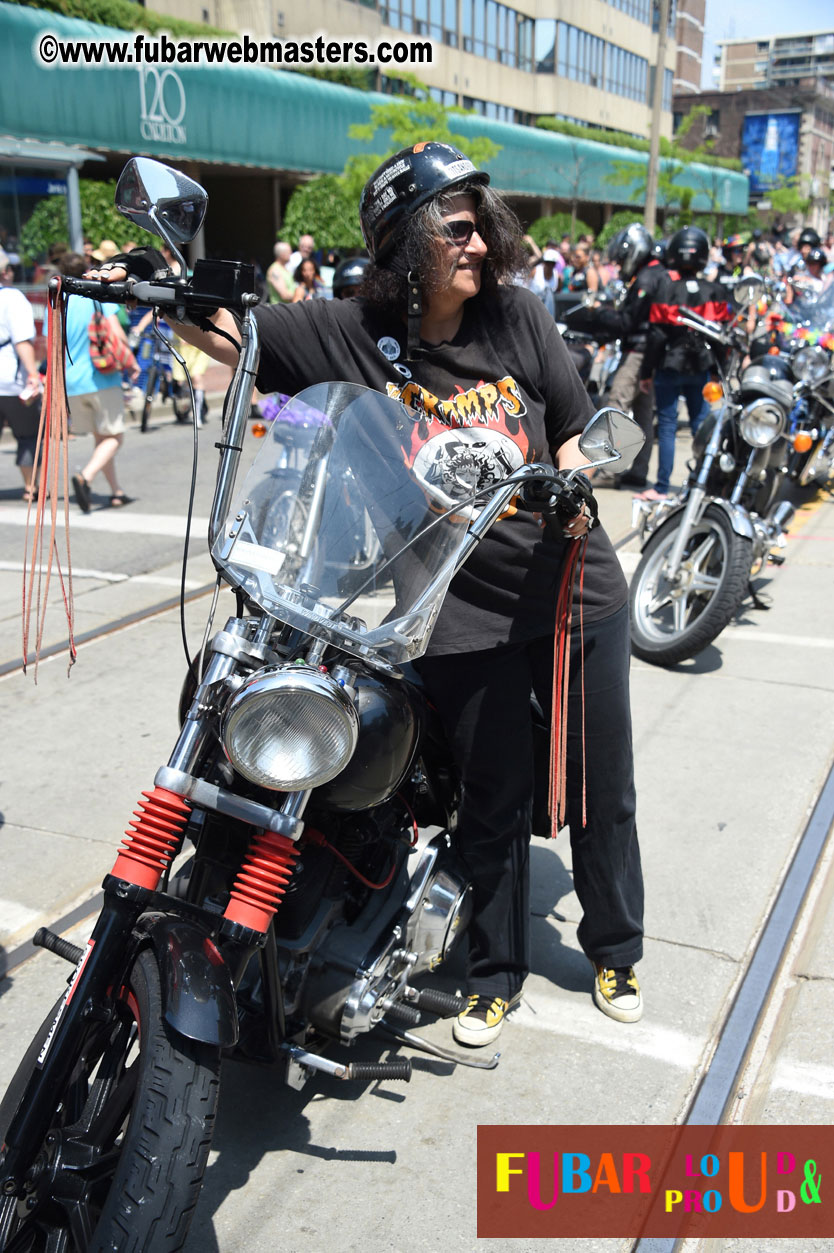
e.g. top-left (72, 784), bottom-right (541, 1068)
top-left (560, 259), bottom-right (666, 350)
top-left (641, 271), bottom-right (734, 377)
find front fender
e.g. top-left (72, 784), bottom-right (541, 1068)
top-left (639, 495), bottom-right (754, 549)
top-left (134, 912), bottom-right (239, 1047)
top-left (705, 497), bottom-right (756, 541)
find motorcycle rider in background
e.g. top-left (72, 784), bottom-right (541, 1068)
top-left (636, 226), bottom-right (734, 501)
top-left (563, 224), bottom-right (666, 491)
top-left (90, 142), bottom-right (645, 1046)
top-left (601, 224), bottom-right (666, 490)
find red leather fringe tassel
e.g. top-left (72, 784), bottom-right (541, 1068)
top-left (549, 534), bottom-right (588, 838)
top-left (22, 278), bottom-right (76, 678)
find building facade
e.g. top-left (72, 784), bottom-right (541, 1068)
top-left (673, 0), bottom-right (704, 96)
top-left (716, 30), bottom-right (834, 92)
top-left (144, 0), bottom-right (678, 138)
top-left (673, 79), bottom-right (834, 233)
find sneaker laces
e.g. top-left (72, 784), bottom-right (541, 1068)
top-left (599, 967), bottom-right (639, 998)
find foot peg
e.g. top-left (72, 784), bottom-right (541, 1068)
top-left (33, 928), bottom-right (84, 965)
top-left (404, 987), bottom-right (470, 1018)
top-left (345, 1060), bottom-right (411, 1082)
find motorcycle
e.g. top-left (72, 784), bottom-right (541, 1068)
top-left (772, 284), bottom-right (834, 489)
top-left (629, 275), bottom-right (796, 667)
top-left (557, 282), bottom-right (626, 400)
top-left (0, 158), bottom-right (643, 1252)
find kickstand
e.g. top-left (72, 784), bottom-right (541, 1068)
top-left (747, 581), bottom-right (772, 610)
top-left (381, 1020), bottom-right (500, 1070)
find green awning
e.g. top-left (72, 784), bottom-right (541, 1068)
top-left (0, 1), bottom-right (748, 212)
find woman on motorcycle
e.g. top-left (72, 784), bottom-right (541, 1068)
top-left (92, 143), bottom-right (644, 1045)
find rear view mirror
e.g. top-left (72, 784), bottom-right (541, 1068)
top-left (577, 406), bottom-right (645, 474)
top-left (732, 275), bottom-right (764, 309)
top-left (116, 158), bottom-right (208, 269)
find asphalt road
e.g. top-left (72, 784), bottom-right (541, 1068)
top-left (0, 409), bottom-right (832, 1253)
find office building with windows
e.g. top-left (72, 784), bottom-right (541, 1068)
top-left (152, 0), bottom-right (678, 138)
top-left (716, 30), bottom-right (834, 92)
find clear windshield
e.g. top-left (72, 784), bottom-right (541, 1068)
top-left (783, 282), bottom-right (834, 340)
top-left (212, 383), bottom-right (473, 666)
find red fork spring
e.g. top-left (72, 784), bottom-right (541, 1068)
top-left (110, 786), bottom-right (191, 890)
top-left (223, 830), bottom-right (300, 933)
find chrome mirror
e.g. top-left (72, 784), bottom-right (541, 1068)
top-left (574, 406), bottom-right (645, 475)
top-left (733, 275), bottom-right (764, 308)
top-left (116, 158), bottom-right (208, 273)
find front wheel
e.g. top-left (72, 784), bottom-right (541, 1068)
top-left (629, 503), bottom-right (753, 666)
top-left (0, 947), bottom-right (219, 1252)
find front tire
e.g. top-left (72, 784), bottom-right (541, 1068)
top-left (0, 947), bottom-right (219, 1252)
top-left (629, 503), bottom-right (753, 666)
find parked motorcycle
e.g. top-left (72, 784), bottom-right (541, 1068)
top-left (629, 277), bottom-right (795, 666)
top-left (774, 285), bottom-right (834, 489)
top-left (0, 158), bottom-right (643, 1252)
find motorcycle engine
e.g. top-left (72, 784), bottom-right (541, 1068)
top-left (302, 835), bottom-right (471, 1042)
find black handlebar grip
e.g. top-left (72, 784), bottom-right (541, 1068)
top-left (49, 275), bottom-right (133, 303)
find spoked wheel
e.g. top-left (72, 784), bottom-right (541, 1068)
top-left (629, 503), bottom-right (753, 666)
top-left (0, 948), bottom-right (219, 1252)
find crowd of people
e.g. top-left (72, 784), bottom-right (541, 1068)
top-left (521, 220), bottom-right (832, 500)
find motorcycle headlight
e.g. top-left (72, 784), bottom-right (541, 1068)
top-left (738, 398), bottom-right (785, 448)
top-left (791, 344), bottom-right (830, 386)
top-left (222, 665), bottom-right (359, 791)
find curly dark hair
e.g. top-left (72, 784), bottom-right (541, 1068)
top-left (360, 181), bottom-right (527, 314)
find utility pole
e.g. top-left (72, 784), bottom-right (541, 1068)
top-left (645, 0), bottom-right (671, 233)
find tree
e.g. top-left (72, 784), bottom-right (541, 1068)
top-left (605, 107), bottom-right (722, 229)
top-left (527, 212), bottom-right (593, 248)
top-left (19, 179), bottom-right (154, 262)
top-left (281, 76), bottom-right (500, 251)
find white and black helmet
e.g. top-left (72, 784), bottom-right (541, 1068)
top-left (608, 223), bottom-right (654, 281)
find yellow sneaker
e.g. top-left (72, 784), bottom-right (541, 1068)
top-left (593, 964), bottom-right (643, 1023)
top-left (453, 994), bottom-right (512, 1047)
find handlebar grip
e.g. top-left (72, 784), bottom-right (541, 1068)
top-left (49, 275), bottom-right (133, 303)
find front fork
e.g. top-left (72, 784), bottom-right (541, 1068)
top-left (1, 617), bottom-right (307, 1193)
top-left (662, 405), bottom-right (732, 579)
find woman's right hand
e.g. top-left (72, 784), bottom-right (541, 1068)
top-left (83, 263), bottom-right (130, 283)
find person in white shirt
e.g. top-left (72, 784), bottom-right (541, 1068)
top-left (0, 248), bottom-right (41, 502)
top-left (527, 248), bottom-right (561, 316)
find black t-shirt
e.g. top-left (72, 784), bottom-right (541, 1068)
top-left (254, 284), bottom-right (626, 655)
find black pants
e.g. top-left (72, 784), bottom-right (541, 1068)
top-left (416, 603), bottom-right (643, 1000)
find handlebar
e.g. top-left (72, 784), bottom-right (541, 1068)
top-left (52, 259), bottom-right (259, 317)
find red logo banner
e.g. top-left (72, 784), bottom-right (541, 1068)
top-left (477, 1125), bottom-right (831, 1239)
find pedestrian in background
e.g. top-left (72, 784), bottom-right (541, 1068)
top-left (266, 242), bottom-right (296, 305)
top-left (0, 248), bottom-right (41, 502)
top-left (58, 252), bottom-right (138, 511)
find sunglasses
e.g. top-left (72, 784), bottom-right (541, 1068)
top-left (442, 219), bottom-right (481, 247)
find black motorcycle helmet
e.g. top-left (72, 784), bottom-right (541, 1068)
top-left (608, 223), bottom-right (653, 281)
top-left (798, 227), bottom-right (821, 251)
top-left (805, 247), bottom-right (827, 269)
top-left (359, 142), bottom-right (490, 265)
top-left (359, 141), bottom-right (490, 357)
top-left (332, 255), bottom-right (371, 298)
top-left (651, 238), bottom-right (669, 265)
top-left (667, 226), bottom-right (710, 273)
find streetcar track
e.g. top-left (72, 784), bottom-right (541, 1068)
top-left (630, 754), bottom-right (834, 1253)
